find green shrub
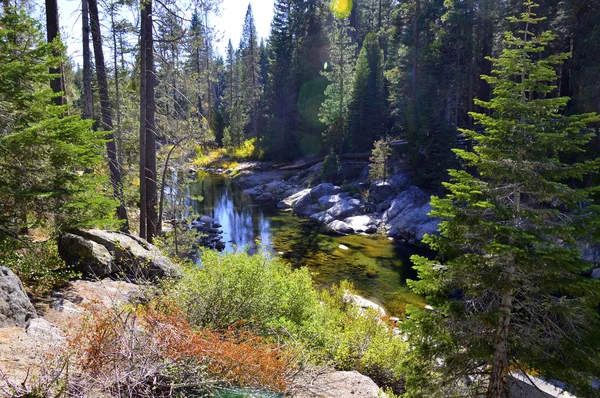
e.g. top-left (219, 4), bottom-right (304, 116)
top-left (172, 249), bottom-right (319, 331)
top-left (321, 148), bottom-right (341, 184)
top-left (0, 238), bottom-right (80, 297)
top-left (171, 251), bottom-right (407, 394)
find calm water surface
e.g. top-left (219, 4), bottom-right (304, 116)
top-left (190, 171), bottom-right (425, 316)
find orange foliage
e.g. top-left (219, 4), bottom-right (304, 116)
top-left (67, 299), bottom-right (294, 394)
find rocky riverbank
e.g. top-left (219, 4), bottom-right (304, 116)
top-left (213, 161), bottom-right (440, 246)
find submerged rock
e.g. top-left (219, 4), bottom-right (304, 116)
top-left (0, 266), bottom-right (37, 327)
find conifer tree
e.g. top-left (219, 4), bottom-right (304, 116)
top-left (0, 8), bottom-right (117, 233)
top-left (319, 14), bottom-right (356, 155)
top-left (348, 32), bottom-right (385, 152)
top-left (265, 0), bottom-right (297, 159)
top-left (239, 3), bottom-right (261, 140)
top-left (404, 3), bottom-right (600, 397)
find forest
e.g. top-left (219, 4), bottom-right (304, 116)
top-left (1, 0), bottom-right (600, 397)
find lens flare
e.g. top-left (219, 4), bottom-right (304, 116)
top-left (330, 0), bottom-right (353, 19)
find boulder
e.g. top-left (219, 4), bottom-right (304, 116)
top-left (199, 215), bottom-right (214, 224)
top-left (293, 370), bottom-right (381, 398)
top-left (26, 318), bottom-right (65, 343)
top-left (343, 293), bottom-right (387, 317)
top-left (310, 183), bottom-right (342, 200)
top-left (318, 194), bottom-right (343, 210)
top-left (387, 202), bottom-right (439, 241)
top-left (310, 211), bottom-right (335, 224)
top-left (326, 220), bottom-right (355, 235)
top-left (383, 185), bottom-right (430, 223)
top-left (58, 233), bottom-right (115, 277)
top-left (327, 200), bottom-right (359, 219)
top-left (243, 187), bottom-right (262, 197)
top-left (387, 172), bottom-right (412, 192)
top-left (58, 229), bottom-right (181, 281)
top-left (368, 181), bottom-right (394, 204)
top-left (343, 215), bottom-right (377, 233)
top-left (255, 192), bottom-right (275, 203)
top-left (0, 266), bottom-right (37, 327)
top-left (592, 268), bottom-right (600, 279)
top-left (279, 188), bottom-right (311, 210)
top-left (300, 204), bottom-right (322, 218)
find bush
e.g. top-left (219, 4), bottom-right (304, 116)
top-left (172, 251), bottom-right (407, 394)
top-left (172, 249), bottom-right (319, 331)
top-left (321, 148), bottom-right (341, 184)
top-left (0, 238), bottom-right (80, 297)
top-left (68, 298), bottom-right (294, 396)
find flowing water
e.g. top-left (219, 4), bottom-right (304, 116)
top-left (189, 171), bottom-right (425, 316)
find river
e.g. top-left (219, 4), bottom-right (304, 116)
top-left (189, 171), bottom-right (425, 316)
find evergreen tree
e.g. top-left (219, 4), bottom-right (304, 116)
top-left (265, 0), bottom-right (297, 159)
top-left (347, 32), bottom-right (385, 152)
top-left (0, 8), bottom-right (117, 233)
top-left (319, 14), bottom-right (356, 155)
top-left (369, 139), bottom-right (391, 182)
top-left (239, 3), bottom-right (261, 139)
top-left (404, 4), bottom-right (600, 397)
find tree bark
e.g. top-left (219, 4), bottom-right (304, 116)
top-left (140, 0), bottom-right (157, 242)
top-left (109, 6), bottom-right (123, 168)
top-left (411, 0), bottom-right (420, 99)
top-left (82, 0), bottom-right (93, 119)
top-left (88, 0), bottom-right (129, 229)
top-left (45, 0), bottom-right (65, 105)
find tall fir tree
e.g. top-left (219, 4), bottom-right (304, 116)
top-left (347, 32), bottom-right (385, 152)
top-left (239, 3), bottom-right (261, 140)
top-left (319, 13), bottom-right (356, 155)
top-left (404, 3), bottom-right (600, 397)
top-left (266, 0), bottom-right (297, 159)
top-left (0, 8), bottom-right (117, 233)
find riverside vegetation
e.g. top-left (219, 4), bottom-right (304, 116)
top-left (1, 0), bottom-right (600, 397)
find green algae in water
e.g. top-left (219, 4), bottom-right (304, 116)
top-left (189, 173), bottom-right (426, 316)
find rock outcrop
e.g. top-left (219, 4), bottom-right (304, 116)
top-left (0, 266), bottom-right (37, 327)
top-left (293, 370), bottom-right (382, 398)
top-left (58, 229), bottom-right (181, 281)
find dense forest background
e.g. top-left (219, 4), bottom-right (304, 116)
top-left (37, 0), bottom-right (600, 190)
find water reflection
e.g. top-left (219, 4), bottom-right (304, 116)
top-left (191, 173), bottom-right (273, 254)
top-left (189, 171), bottom-right (427, 315)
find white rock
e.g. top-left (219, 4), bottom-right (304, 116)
top-left (338, 244), bottom-right (349, 251)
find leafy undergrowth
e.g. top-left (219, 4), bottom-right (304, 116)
top-left (0, 238), bottom-right (80, 298)
top-left (173, 250), bottom-right (407, 395)
top-left (193, 138), bottom-right (263, 169)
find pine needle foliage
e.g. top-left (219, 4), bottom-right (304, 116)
top-left (0, 8), bottom-right (117, 233)
top-left (404, 3), bottom-right (600, 397)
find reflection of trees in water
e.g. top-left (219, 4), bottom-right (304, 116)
top-left (191, 174), bottom-right (272, 253)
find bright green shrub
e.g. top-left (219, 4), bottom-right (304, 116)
top-left (172, 249), bottom-right (319, 331)
top-left (172, 251), bottom-right (407, 394)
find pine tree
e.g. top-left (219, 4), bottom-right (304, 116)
top-left (404, 3), bottom-right (600, 397)
top-left (239, 3), bottom-right (261, 140)
top-left (265, 0), bottom-right (297, 159)
top-left (319, 14), bottom-right (356, 155)
top-left (0, 8), bottom-right (117, 233)
top-left (369, 139), bottom-right (391, 182)
top-left (347, 32), bottom-right (385, 152)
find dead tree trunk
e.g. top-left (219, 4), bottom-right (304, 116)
top-left (88, 0), bottom-right (129, 229)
